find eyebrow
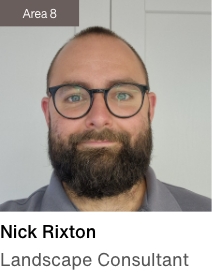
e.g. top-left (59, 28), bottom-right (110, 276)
top-left (58, 78), bottom-right (144, 88)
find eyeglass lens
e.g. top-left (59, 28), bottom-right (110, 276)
top-left (54, 84), bottom-right (143, 118)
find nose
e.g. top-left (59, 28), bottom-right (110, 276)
top-left (84, 93), bottom-right (113, 130)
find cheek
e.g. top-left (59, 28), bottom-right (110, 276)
top-left (49, 114), bottom-right (85, 140)
top-left (49, 99), bottom-right (85, 137)
top-left (126, 97), bottom-right (151, 140)
top-left (118, 114), bottom-right (148, 143)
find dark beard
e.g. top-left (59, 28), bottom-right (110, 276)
top-left (48, 125), bottom-right (152, 199)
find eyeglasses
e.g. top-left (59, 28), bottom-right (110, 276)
top-left (48, 83), bottom-right (149, 119)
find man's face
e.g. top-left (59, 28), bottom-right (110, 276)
top-left (42, 35), bottom-right (156, 198)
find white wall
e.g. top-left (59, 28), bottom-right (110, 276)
top-left (0, 0), bottom-right (210, 203)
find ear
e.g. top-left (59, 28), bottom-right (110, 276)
top-left (41, 97), bottom-right (50, 127)
top-left (148, 92), bottom-right (156, 121)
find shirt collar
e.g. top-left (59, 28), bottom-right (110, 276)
top-left (142, 167), bottom-right (182, 211)
top-left (40, 167), bottom-right (181, 211)
top-left (40, 173), bottom-right (78, 211)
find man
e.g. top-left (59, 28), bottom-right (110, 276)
top-left (0, 26), bottom-right (210, 211)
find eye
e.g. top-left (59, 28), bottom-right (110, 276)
top-left (68, 94), bottom-right (82, 102)
top-left (116, 92), bottom-right (130, 101)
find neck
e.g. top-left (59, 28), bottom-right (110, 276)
top-left (63, 180), bottom-right (146, 211)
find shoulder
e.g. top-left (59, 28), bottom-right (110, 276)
top-left (163, 182), bottom-right (211, 211)
top-left (0, 186), bottom-right (47, 211)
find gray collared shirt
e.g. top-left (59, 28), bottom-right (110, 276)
top-left (0, 167), bottom-right (211, 211)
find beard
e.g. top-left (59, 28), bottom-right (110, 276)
top-left (48, 122), bottom-right (153, 199)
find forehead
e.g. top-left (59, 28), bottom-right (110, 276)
top-left (49, 35), bottom-right (146, 87)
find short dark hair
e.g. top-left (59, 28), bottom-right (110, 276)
top-left (46, 26), bottom-right (149, 94)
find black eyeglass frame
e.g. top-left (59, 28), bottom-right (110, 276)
top-left (48, 83), bottom-right (149, 119)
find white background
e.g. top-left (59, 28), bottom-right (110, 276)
top-left (0, 213), bottom-right (211, 277)
top-left (0, 0), bottom-right (211, 203)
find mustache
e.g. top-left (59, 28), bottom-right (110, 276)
top-left (66, 129), bottom-right (131, 146)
